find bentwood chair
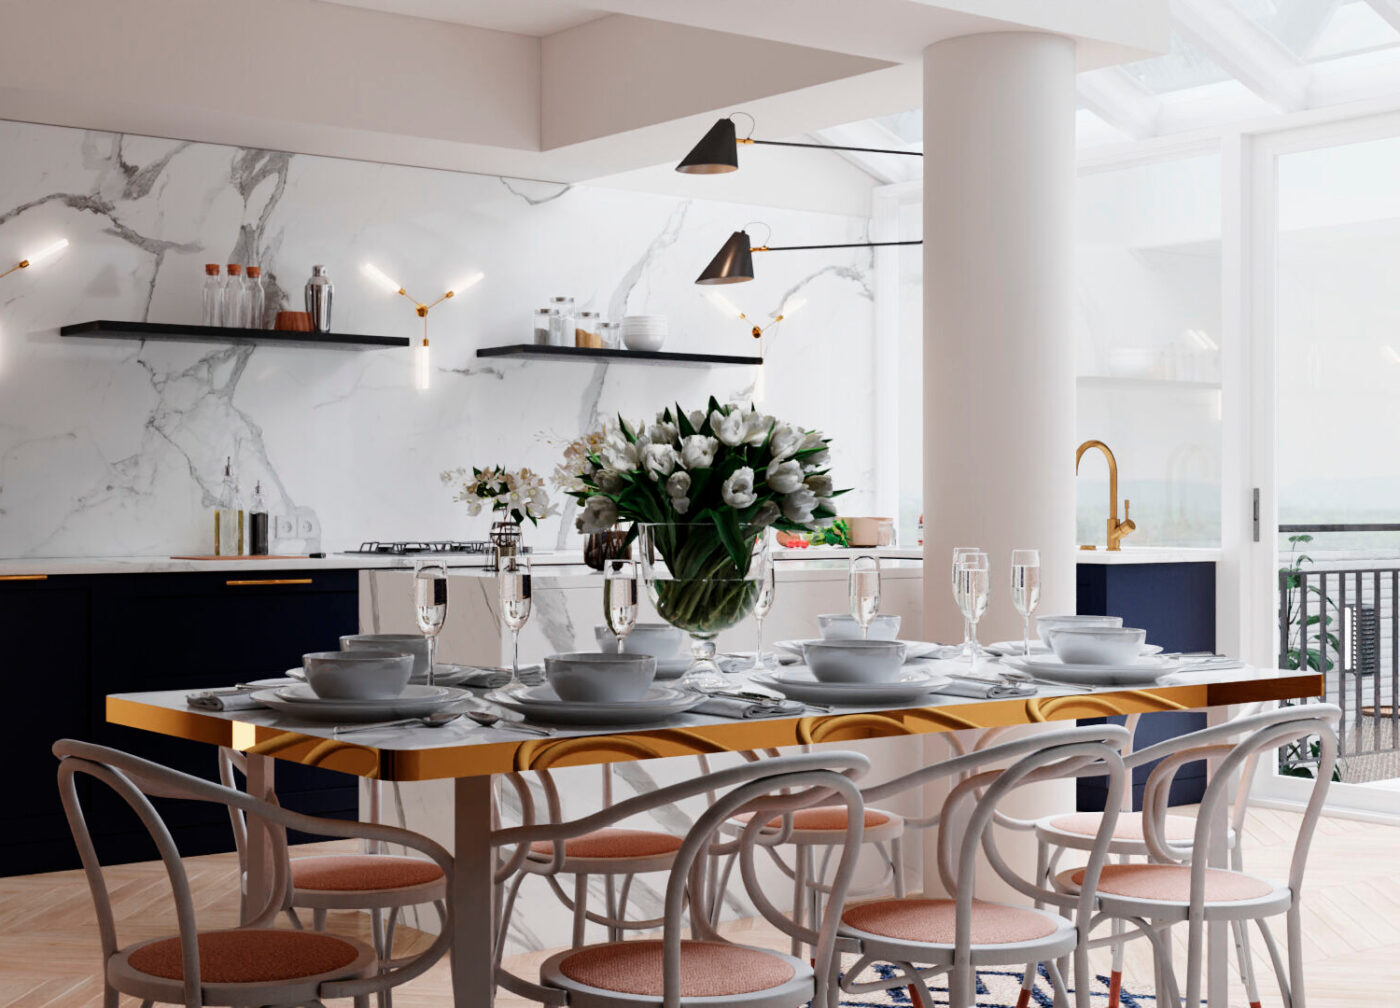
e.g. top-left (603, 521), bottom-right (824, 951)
top-left (56, 739), bottom-right (453, 1008)
top-left (836, 724), bottom-right (1132, 1008)
top-left (218, 746), bottom-right (446, 992)
top-left (1052, 704), bottom-right (1341, 1008)
top-left (494, 749), bottom-right (871, 1008)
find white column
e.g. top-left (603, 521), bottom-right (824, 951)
top-left (922, 31), bottom-right (1078, 646)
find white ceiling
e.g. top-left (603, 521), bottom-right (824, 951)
top-left (316, 0), bottom-right (604, 36)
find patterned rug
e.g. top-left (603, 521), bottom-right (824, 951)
top-left (839, 961), bottom-right (1156, 1007)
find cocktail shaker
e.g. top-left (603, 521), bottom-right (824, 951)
top-left (305, 265), bottom-right (333, 332)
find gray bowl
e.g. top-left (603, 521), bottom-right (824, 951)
top-left (817, 613), bottom-right (902, 641)
top-left (1036, 614), bottom-right (1123, 648)
top-left (340, 633), bottom-right (431, 679)
top-left (801, 639), bottom-right (908, 683)
top-left (303, 649), bottom-right (413, 700)
top-left (593, 623), bottom-right (685, 659)
top-left (1048, 626), bottom-right (1146, 665)
top-left (545, 652), bottom-right (657, 703)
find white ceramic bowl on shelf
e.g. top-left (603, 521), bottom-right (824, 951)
top-left (303, 649), bottom-right (414, 700)
top-left (817, 613), bottom-right (901, 641)
top-left (544, 652), bottom-right (657, 703)
top-left (1047, 626), bottom-right (1147, 666)
top-left (1036, 614), bottom-right (1123, 648)
top-left (622, 315), bottom-right (668, 352)
top-left (801, 639), bottom-right (908, 683)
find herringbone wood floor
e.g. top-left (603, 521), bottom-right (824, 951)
top-left (3, 805), bottom-right (1396, 1006)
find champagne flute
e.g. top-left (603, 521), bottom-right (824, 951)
top-left (604, 559), bottom-right (639, 654)
top-left (413, 561), bottom-right (448, 688)
top-left (1010, 549), bottom-right (1042, 657)
top-left (849, 554), bottom-right (881, 640)
top-left (499, 555), bottom-right (532, 688)
top-left (950, 546), bottom-right (981, 659)
top-left (751, 553), bottom-right (776, 670)
top-left (956, 553), bottom-right (990, 672)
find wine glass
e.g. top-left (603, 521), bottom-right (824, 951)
top-left (956, 553), bottom-right (990, 672)
top-left (413, 561), bottom-right (448, 688)
top-left (604, 559), bottom-right (639, 654)
top-left (950, 546), bottom-right (981, 658)
top-left (1010, 549), bottom-right (1042, 657)
top-left (750, 552), bottom-right (776, 670)
top-left (499, 555), bottom-right (532, 688)
top-left (849, 555), bottom-right (881, 639)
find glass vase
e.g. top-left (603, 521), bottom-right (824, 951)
top-left (638, 521), bottom-right (768, 690)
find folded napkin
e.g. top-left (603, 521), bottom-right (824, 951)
top-left (692, 696), bottom-right (806, 719)
top-left (187, 688), bottom-right (270, 712)
top-left (933, 676), bottom-right (1037, 699)
top-left (446, 664), bottom-right (545, 689)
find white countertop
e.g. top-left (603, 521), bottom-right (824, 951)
top-left (1073, 547), bottom-right (1221, 565)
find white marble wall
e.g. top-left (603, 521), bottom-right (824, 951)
top-left (0, 119), bottom-right (878, 557)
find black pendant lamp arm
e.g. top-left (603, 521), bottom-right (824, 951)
top-left (757, 240), bottom-right (922, 251)
top-left (745, 138), bottom-right (921, 157)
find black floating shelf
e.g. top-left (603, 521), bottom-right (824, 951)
top-left (476, 344), bottom-right (762, 367)
top-left (60, 320), bottom-right (410, 350)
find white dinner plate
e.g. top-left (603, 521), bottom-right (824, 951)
top-left (754, 668), bottom-right (950, 705)
top-left (988, 640), bottom-right (1164, 657)
top-left (773, 639), bottom-right (948, 662)
top-left (484, 684), bottom-right (703, 726)
top-left (249, 686), bottom-right (474, 722)
top-left (285, 664), bottom-right (490, 687)
top-left (275, 683), bottom-right (455, 705)
top-left (1001, 654), bottom-right (1179, 686)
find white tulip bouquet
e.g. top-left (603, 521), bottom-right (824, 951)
top-left (558, 398), bottom-right (844, 634)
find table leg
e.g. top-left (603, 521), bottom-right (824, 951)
top-left (244, 753), bottom-right (276, 923)
top-left (452, 775), bottom-right (496, 1008)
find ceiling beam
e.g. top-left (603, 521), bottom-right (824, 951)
top-left (1170, 0), bottom-right (1312, 111)
top-left (1364, 0), bottom-right (1400, 35)
top-left (1076, 67), bottom-right (1163, 139)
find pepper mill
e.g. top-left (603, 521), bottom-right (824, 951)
top-left (305, 265), bottom-right (334, 333)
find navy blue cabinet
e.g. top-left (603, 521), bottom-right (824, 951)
top-left (1, 568), bottom-right (362, 876)
top-left (1076, 561), bottom-right (1216, 811)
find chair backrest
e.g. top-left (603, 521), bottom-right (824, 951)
top-left (55, 739), bottom-right (454, 1004)
top-left (493, 749), bottom-right (871, 1008)
top-left (1134, 703), bottom-right (1341, 898)
top-left (863, 724), bottom-right (1131, 932)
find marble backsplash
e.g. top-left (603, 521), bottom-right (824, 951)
top-left (0, 119), bottom-right (877, 557)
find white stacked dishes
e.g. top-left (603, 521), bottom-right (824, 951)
top-left (1047, 626), bottom-right (1147, 665)
top-left (755, 668), bottom-right (950, 705)
top-left (818, 613), bottom-right (901, 641)
top-left (251, 683), bottom-right (473, 722)
top-left (340, 633), bottom-right (431, 680)
top-left (1035, 614), bottom-right (1122, 648)
top-left (621, 315), bottom-right (668, 352)
top-left (594, 623), bottom-right (690, 679)
top-left (1001, 654), bottom-right (1179, 687)
top-left (545, 652), bottom-right (657, 703)
top-left (802, 639), bottom-right (908, 683)
top-left (302, 650), bottom-right (413, 700)
top-left (775, 638), bottom-right (943, 663)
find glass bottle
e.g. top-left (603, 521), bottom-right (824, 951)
top-left (214, 456), bottom-right (245, 555)
top-left (202, 264), bottom-right (223, 327)
top-left (547, 296), bottom-right (574, 347)
top-left (221, 264), bottom-right (245, 327)
top-left (248, 480), bottom-right (269, 555)
top-left (245, 266), bottom-right (266, 330)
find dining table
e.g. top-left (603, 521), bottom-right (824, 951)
top-left (106, 660), bottom-right (1322, 1008)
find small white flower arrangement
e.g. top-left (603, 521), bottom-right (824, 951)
top-left (441, 465), bottom-right (553, 526)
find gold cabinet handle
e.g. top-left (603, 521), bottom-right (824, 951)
top-left (225, 578), bottom-right (314, 587)
top-left (0, 574), bottom-right (48, 581)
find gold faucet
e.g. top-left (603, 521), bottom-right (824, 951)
top-left (1076, 439), bottom-right (1135, 551)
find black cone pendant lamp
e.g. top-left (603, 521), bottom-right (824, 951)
top-left (695, 230), bottom-right (755, 285)
top-left (676, 118), bottom-right (740, 174)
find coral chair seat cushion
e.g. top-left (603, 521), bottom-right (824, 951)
top-left (126, 928), bottom-right (363, 983)
top-left (530, 827), bottom-right (683, 859)
top-left (558, 939), bottom-right (797, 996)
top-left (1047, 811), bottom-right (1197, 842)
top-left (1063, 863), bottom-right (1275, 903)
top-left (842, 898), bottom-right (1060, 945)
top-left (291, 854), bottom-right (444, 892)
top-left (735, 805), bottom-right (893, 831)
